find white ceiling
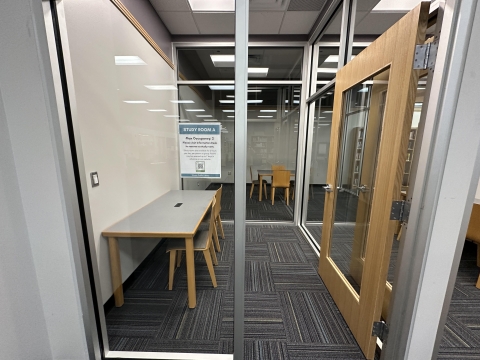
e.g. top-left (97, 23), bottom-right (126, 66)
top-left (149, 0), bottom-right (422, 37)
top-left (149, 0), bottom-right (327, 35)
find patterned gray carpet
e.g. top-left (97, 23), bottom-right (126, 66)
top-left (306, 225), bottom-right (480, 359)
top-left (106, 224), bottom-right (368, 358)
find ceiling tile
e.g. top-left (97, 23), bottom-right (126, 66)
top-left (249, 12), bottom-right (284, 34)
top-left (250, 0), bottom-right (290, 11)
top-left (288, 0), bottom-right (327, 11)
top-left (159, 12), bottom-right (199, 34)
top-left (149, 0), bottom-right (191, 12)
top-left (193, 13), bottom-right (235, 35)
top-left (355, 12), bottom-right (406, 35)
top-left (279, 11), bottom-right (320, 34)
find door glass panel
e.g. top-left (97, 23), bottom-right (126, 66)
top-left (329, 68), bottom-right (390, 294)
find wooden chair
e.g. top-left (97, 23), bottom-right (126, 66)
top-left (167, 198), bottom-right (218, 290)
top-left (271, 164), bottom-right (286, 170)
top-left (250, 166), bottom-right (267, 200)
top-left (213, 185), bottom-right (225, 249)
top-left (271, 170), bottom-right (291, 206)
top-left (466, 203), bottom-right (480, 289)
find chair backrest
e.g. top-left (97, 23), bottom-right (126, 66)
top-left (272, 164), bottom-right (286, 170)
top-left (206, 198), bottom-right (217, 247)
top-left (272, 170), bottom-right (291, 188)
top-left (214, 185), bottom-right (222, 216)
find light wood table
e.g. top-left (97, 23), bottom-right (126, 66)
top-left (257, 169), bottom-right (295, 201)
top-left (102, 190), bottom-right (216, 309)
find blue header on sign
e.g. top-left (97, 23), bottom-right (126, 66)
top-left (179, 123), bottom-right (220, 135)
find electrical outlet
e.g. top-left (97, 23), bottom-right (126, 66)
top-left (197, 182), bottom-right (200, 187)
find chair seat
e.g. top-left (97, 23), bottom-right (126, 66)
top-left (166, 230), bottom-right (209, 252)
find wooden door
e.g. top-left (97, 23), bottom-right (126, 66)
top-left (318, 3), bottom-right (429, 359)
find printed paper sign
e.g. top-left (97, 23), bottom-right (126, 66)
top-left (179, 123), bottom-right (221, 178)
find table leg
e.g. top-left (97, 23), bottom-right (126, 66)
top-left (108, 237), bottom-right (124, 307)
top-left (259, 175), bottom-right (263, 201)
top-left (185, 236), bottom-right (196, 308)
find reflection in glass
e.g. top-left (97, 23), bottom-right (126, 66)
top-left (177, 85), bottom-right (301, 221)
top-left (177, 47), bottom-right (303, 81)
top-left (328, 69), bottom-right (390, 294)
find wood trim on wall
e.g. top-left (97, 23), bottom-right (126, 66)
top-left (110, 0), bottom-right (175, 70)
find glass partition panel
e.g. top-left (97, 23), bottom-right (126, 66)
top-left (305, 90), bottom-right (334, 241)
top-left (329, 68), bottom-right (390, 294)
top-left (178, 47), bottom-right (303, 81)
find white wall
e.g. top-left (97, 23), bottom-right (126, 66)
top-left (63, 0), bottom-right (180, 303)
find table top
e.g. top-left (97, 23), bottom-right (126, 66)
top-left (257, 169), bottom-right (295, 176)
top-left (102, 190), bottom-right (216, 238)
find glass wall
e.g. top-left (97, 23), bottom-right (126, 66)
top-left (177, 83), bottom-right (301, 221)
top-left (177, 47), bottom-right (304, 222)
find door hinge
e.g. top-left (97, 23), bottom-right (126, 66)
top-left (413, 39), bottom-right (438, 70)
top-left (372, 321), bottom-right (389, 342)
top-left (390, 200), bottom-right (411, 222)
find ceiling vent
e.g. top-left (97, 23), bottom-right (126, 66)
top-left (249, 0), bottom-right (289, 11)
top-left (287, 0), bottom-right (328, 11)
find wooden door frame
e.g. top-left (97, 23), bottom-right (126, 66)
top-left (318, 2), bottom-right (429, 358)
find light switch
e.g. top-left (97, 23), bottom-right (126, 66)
top-left (90, 172), bottom-right (99, 187)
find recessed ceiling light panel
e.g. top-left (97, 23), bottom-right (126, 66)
top-left (144, 85), bottom-right (177, 90)
top-left (188, 0), bottom-right (234, 12)
top-left (210, 55), bottom-right (235, 67)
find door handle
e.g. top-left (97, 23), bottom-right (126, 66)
top-left (359, 185), bottom-right (370, 193)
top-left (323, 184), bottom-right (334, 192)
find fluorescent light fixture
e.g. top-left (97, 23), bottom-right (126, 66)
top-left (317, 68), bottom-right (338, 73)
top-left (123, 100), bottom-right (148, 104)
top-left (323, 111), bottom-right (333, 113)
top-left (188, 0), bottom-right (234, 12)
top-left (171, 100), bottom-right (194, 104)
top-left (294, 100), bottom-right (299, 104)
top-left (247, 100), bottom-right (263, 104)
top-left (358, 88), bottom-right (369, 93)
top-left (179, 119), bottom-right (190, 122)
top-left (260, 110), bottom-right (277, 113)
top-left (324, 55), bottom-right (355, 63)
top-left (186, 109), bottom-right (205, 112)
top-left (209, 85), bottom-right (235, 90)
top-left (258, 116), bottom-right (273, 118)
top-left (285, 110), bottom-right (288, 112)
top-left (210, 55), bottom-right (235, 67)
top-left (227, 116), bottom-right (235, 118)
top-left (318, 124), bottom-right (330, 126)
top-left (196, 115), bottom-right (212, 118)
top-left (285, 100), bottom-right (289, 103)
top-left (115, 56), bottom-right (146, 65)
top-left (144, 85), bottom-right (177, 90)
top-left (164, 115), bottom-right (180, 118)
top-left (219, 100), bottom-right (235, 104)
top-left (318, 117), bottom-right (326, 119)
top-left (294, 95), bottom-right (300, 98)
top-left (248, 68), bottom-right (269, 78)
top-left (294, 89), bottom-right (301, 93)
top-left (417, 87), bottom-right (426, 90)
top-left (223, 110), bottom-right (235, 113)
top-left (203, 119), bottom-right (219, 122)
top-left (226, 95), bottom-right (235, 98)
top-left (248, 89), bottom-right (262, 93)
top-left (415, 102), bottom-right (423, 107)
top-left (147, 109), bottom-right (167, 112)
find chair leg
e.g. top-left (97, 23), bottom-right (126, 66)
top-left (264, 182), bottom-right (268, 199)
top-left (212, 226), bottom-right (221, 252)
top-left (477, 273), bottom-right (480, 290)
top-left (249, 183), bottom-right (255, 198)
top-left (477, 244), bottom-right (480, 267)
top-left (217, 215), bottom-right (225, 239)
top-left (271, 187), bottom-right (275, 205)
top-left (286, 188), bottom-right (290, 206)
top-left (209, 242), bottom-right (218, 265)
top-left (203, 249), bottom-right (217, 288)
top-left (176, 250), bottom-right (182, 267)
top-left (168, 250), bottom-right (176, 290)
